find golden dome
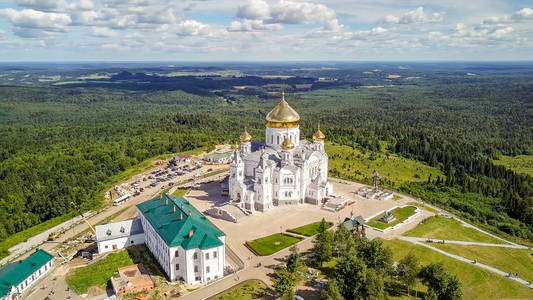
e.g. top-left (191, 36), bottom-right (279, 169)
top-left (266, 92), bottom-right (300, 128)
top-left (281, 137), bottom-right (295, 150)
top-left (240, 128), bottom-right (252, 143)
top-left (312, 122), bottom-right (325, 142)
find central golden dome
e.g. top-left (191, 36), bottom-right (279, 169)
top-left (266, 92), bottom-right (300, 128)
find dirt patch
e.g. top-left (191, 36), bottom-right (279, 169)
top-left (87, 286), bottom-right (105, 297)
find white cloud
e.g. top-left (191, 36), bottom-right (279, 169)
top-left (483, 7), bottom-right (533, 24)
top-left (236, 0), bottom-right (343, 31)
top-left (91, 26), bottom-right (117, 38)
top-left (382, 6), bottom-right (443, 24)
top-left (175, 20), bottom-right (212, 36)
top-left (0, 8), bottom-right (71, 37)
top-left (228, 20), bottom-right (282, 32)
top-left (237, 0), bottom-right (270, 20)
top-left (15, 0), bottom-right (67, 11)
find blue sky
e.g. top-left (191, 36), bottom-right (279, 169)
top-left (0, 0), bottom-right (532, 61)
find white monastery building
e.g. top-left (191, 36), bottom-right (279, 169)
top-left (229, 92), bottom-right (333, 212)
top-left (0, 249), bottom-right (54, 300)
top-left (95, 194), bottom-right (225, 285)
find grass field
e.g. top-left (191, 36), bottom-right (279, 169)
top-left (203, 168), bottom-right (229, 178)
top-left (326, 143), bottom-right (444, 187)
top-left (287, 221), bottom-right (333, 236)
top-left (367, 206), bottom-right (417, 230)
top-left (172, 189), bottom-right (189, 197)
top-left (431, 244), bottom-right (533, 283)
top-left (405, 215), bottom-right (505, 244)
top-left (209, 280), bottom-right (269, 300)
top-left (407, 201), bottom-right (439, 213)
top-left (493, 155), bottom-right (533, 177)
top-left (246, 233), bottom-right (303, 256)
top-left (66, 245), bottom-right (165, 294)
top-left (382, 239), bottom-right (533, 299)
top-left (66, 250), bottom-right (134, 293)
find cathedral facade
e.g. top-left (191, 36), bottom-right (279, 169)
top-left (229, 93), bottom-right (333, 213)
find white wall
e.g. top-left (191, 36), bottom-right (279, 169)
top-left (97, 233), bottom-right (146, 254)
top-left (265, 126), bottom-right (300, 148)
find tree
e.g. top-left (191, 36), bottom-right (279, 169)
top-left (396, 253), bottom-right (420, 296)
top-left (419, 263), bottom-right (462, 300)
top-left (286, 244), bottom-right (304, 277)
top-left (313, 223), bottom-right (333, 267)
top-left (358, 239), bottom-right (393, 274)
top-left (274, 269), bottom-right (297, 300)
top-left (335, 251), bottom-right (367, 299)
top-left (364, 268), bottom-right (385, 300)
top-left (333, 224), bottom-right (353, 257)
top-left (321, 279), bottom-right (344, 300)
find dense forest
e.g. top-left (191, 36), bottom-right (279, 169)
top-left (0, 65), bottom-right (532, 251)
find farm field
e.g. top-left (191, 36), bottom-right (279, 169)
top-left (431, 244), bottom-right (533, 283)
top-left (287, 221), bottom-right (333, 236)
top-left (404, 216), bottom-right (506, 244)
top-left (382, 239), bottom-right (533, 300)
top-left (367, 206), bottom-right (417, 230)
top-left (246, 233), bottom-right (303, 256)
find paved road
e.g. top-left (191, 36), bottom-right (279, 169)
top-left (399, 236), bottom-right (530, 249)
top-left (399, 236), bottom-right (533, 288)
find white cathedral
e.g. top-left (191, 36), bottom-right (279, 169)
top-left (229, 92), bottom-right (333, 212)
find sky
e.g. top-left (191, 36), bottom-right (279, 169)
top-left (0, 0), bottom-right (532, 61)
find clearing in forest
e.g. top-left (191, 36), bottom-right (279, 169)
top-left (404, 215), bottom-right (506, 244)
top-left (382, 239), bottom-right (533, 300)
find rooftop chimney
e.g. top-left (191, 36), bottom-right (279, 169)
top-left (188, 211), bottom-right (192, 217)
top-left (173, 206), bottom-right (176, 213)
top-left (180, 213), bottom-right (183, 220)
top-left (181, 205), bottom-right (184, 209)
top-left (189, 230), bottom-right (194, 238)
top-left (165, 197), bottom-right (168, 205)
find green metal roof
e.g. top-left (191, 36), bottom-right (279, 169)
top-left (0, 249), bottom-right (53, 297)
top-left (137, 194), bottom-right (225, 250)
top-left (342, 216), bottom-right (365, 231)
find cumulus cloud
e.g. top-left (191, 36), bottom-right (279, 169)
top-left (0, 8), bottom-right (71, 37)
top-left (228, 20), bottom-right (282, 32)
top-left (91, 26), bottom-right (117, 38)
top-left (15, 0), bottom-right (67, 11)
top-left (382, 7), bottom-right (442, 24)
top-left (174, 20), bottom-right (212, 36)
top-left (236, 0), bottom-right (343, 31)
top-left (483, 7), bottom-right (533, 24)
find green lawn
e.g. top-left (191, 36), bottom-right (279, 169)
top-left (407, 201), bottom-right (439, 214)
top-left (203, 168), bottom-right (229, 178)
top-left (209, 280), bottom-right (269, 300)
top-left (287, 221), bottom-right (333, 236)
top-left (246, 233), bottom-right (303, 256)
top-left (66, 245), bottom-right (165, 294)
top-left (404, 215), bottom-right (506, 244)
top-left (66, 250), bottom-right (134, 293)
top-left (382, 239), bottom-right (533, 300)
top-left (431, 244), bottom-right (533, 283)
top-left (367, 206), bottom-right (417, 230)
top-left (172, 189), bottom-right (189, 197)
top-left (493, 155), bottom-right (533, 177)
top-left (326, 143), bottom-right (444, 186)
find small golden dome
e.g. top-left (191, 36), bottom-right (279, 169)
top-left (281, 137), bottom-right (295, 150)
top-left (312, 123), bottom-right (325, 142)
top-left (266, 92), bottom-right (300, 128)
top-left (240, 128), bottom-right (252, 143)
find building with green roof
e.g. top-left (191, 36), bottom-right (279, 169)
top-left (0, 249), bottom-right (54, 300)
top-left (136, 194), bottom-right (225, 284)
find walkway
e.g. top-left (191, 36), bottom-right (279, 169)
top-left (399, 236), bottom-right (529, 249)
top-left (398, 236), bottom-right (533, 288)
